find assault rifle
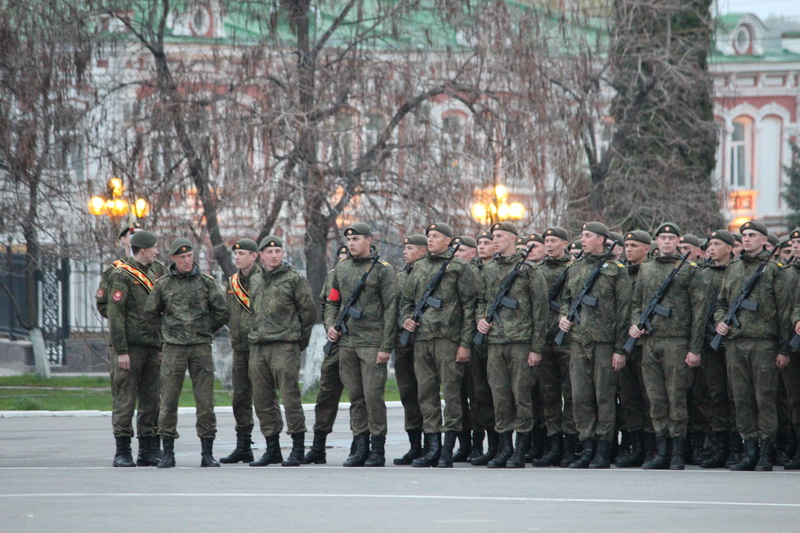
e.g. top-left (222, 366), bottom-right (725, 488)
top-left (323, 254), bottom-right (381, 355)
top-left (399, 242), bottom-right (462, 347)
top-left (473, 240), bottom-right (538, 347)
top-left (622, 251), bottom-right (691, 354)
top-left (709, 247), bottom-right (780, 352)
top-left (548, 251), bottom-right (583, 313)
top-left (554, 240), bottom-right (618, 346)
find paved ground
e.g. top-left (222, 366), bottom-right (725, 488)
top-left (2, 405), bottom-right (799, 533)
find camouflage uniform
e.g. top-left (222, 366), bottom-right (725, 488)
top-left (466, 261), bottom-right (494, 432)
top-left (781, 263), bottom-right (800, 463)
top-left (311, 269), bottom-right (346, 435)
top-left (395, 264), bottom-right (423, 432)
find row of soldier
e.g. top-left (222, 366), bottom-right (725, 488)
top-left (97, 217), bottom-right (800, 471)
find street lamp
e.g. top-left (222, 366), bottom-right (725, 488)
top-left (87, 178), bottom-right (149, 219)
top-left (471, 184), bottom-right (525, 226)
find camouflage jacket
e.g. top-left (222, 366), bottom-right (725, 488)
top-left (396, 264), bottom-right (414, 336)
top-left (248, 263), bottom-right (315, 350)
top-left (107, 258), bottom-right (161, 352)
top-left (97, 257), bottom-right (166, 319)
top-left (320, 268), bottom-right (336, 331)
top-left (627, 262), bottom-right (642, 291)
top-left (714, 250), bottom-right (791, 352)
top-left (144, 263), bottom-right (229, 346)
top-left (226, 266), bottom-right (263, 352)
top-left (560, 253), bottom-right (631, 352)
top-left (324, 249), bottom-right (398, 353)
top-left (695, 262), bottom-right (729, 346)
top-left (478, 251), bottom-right (548, 352)
top-left (539, 254), bottom-right (572, 343)
top-left (632, 254), bottom-right (704, 353)
top-left (400, 249), bottom-right (477, 347)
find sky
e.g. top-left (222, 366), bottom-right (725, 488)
top-left (717, 0), bottom-right (800, 21)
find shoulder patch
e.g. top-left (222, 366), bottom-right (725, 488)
top-left (95, 288), bottom-right (105, 299)
top-left (112, 290), bottom-right (123, 301)
top-left (777, 261), bottom-right (785, 268)
top-left (380, 261), bottom-right (391, 267)
top-left (688, 261), bottom-right (698, 268)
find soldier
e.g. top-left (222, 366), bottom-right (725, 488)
top-left (782, 228), bottom-right (800, 469)
top-left (476, 221), bottom-right (548, 468)
top-left (715, 220), bottom-right (791, 471)
top-left (96, 222), bottom-right (141, 319)
top-left (400, 223), bottom-right (476, 468)
top-left (305, 244), bottom-right (350, 464)
top-left (145, 238), bottom-right (229, 468)
top-left (779, 236), bottom-right (793, 264)
top-left (325, 222), bottom-right (398, 467)
top-left (476, 230), bottom-right (495, 265)
top-left (524, 233), bottom-right (546, 264)
top-left (217, 239), bottom-right (260, 464)
top-left (392, 235), bottom-right (427, 465)
top-left (569, 240), bottom-right (582, 261)
top-left (766, 233), bottom-right (780, 253)
top-left (106, 230), bottom-right (162, 467)
top-left (678, 235), bottom-right (704, 263)
top-left (247, 236), bottom-right (315, 467)
top-left (558, 222), bottom-right (631, 469)
top-left (629, 223), bottom-right (704, 470)
top-left (609, 232), bottom-right (625, 262)
top-left (732, 233), bottom-right (744, 256)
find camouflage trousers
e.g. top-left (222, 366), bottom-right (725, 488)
top-left (488, 343), bottom-right (535, 434)
top-left (230, 348), bottom-right (254, 434)
top-left (688, 367), bottom-right (711, 433)
top-left (641, 337), bottom-right (692, 438)
top-left (570, 342), bottom-right (618, 442)
top-left (249, 342), bottom-right (306, 437)
top-left (414, 338), bottom-right (465, 433)
top-left (339, 345), bottom-right (387, 437)
top-left (727, 339), bottom-right (780, 441)
top-left (780, 354), bottom-right (800, 426)
top-left (158, 343), bottom-right (216, 440)
top-left (467, 342), bottom-right (495, 431)
top-left (394, 344), bottom-right (423, 431)
top-left (617, 344), bottom-right (652, 433)
top-left (702, 345), bottom-right (733, 432)
top-left (538, 341), bottom-right (576, 437)
top-left (111, 345), bottom-right (160, 438)
top-left (311, 345), bottom-right (345, 434)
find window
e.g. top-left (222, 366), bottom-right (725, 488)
top-left (734, 26), bottom-right (752, 55)
top-left (729, 118), bottom-right (752, 189)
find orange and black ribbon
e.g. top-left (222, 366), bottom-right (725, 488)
top-left (229, 273), bottom-right (251, 313)
top-left (117, 262), bottom-right (155, 293)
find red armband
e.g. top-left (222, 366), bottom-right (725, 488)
top-left (328, 288), bottom-right (341, 302)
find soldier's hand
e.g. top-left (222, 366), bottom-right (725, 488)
top-left (455, 346), bottom-right (470, 363)
top-left (376, 351), bottom-right (391, 365)
top-left (558, 317), bottom-right (573, 333)
top-left (326, 327), bottom-right (341, 342)
top-left (715, 322), bottom-right (730, 336)
top-left (628, 325), bottom-right (644, 339)
top-left (685, 352), bottom-right (701, 368)
top-left (795, 321), bottom-right (800, 336)
top-left (403, 318), bottom-right (418, 332)
top-left (612, 353), bottom-right (626, 372)
top-left (528, 352), bottom-right (542, 367)
top-left (117, 354), bottom-right (131, 370)
top-left (776, 354), bottom-right (790, 369)
top-left (477, 319), bottom-right (492, 334)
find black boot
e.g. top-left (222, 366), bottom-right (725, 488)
top-left (700, 431), bottom-right (729, 468)
top-left (451, 431), bottom-right (473, 463)
top-left (487, 431), bottom-right (514, 468)
top-left (304, 431), bottom-right (328, 464)
top-left (250, 435), bottom-right (283, 466)
top-left (689, 432), bottom-right (707, 465)
top-left (157, 437), bottom-right (176, 468)
top-left (642, 435), bottom-right (670, 470)
top-left (200, 438), bottom-right (220, 467)
top-left (343, 433), bottom-right (370, 467)
top-left (365, 435), bottom-right (386, 467)
top-left (730, 438), bottom-right (758, 471)
top-left (282, 433), bottom-right (306, 466)
top-left (506, 432), bottom-right (532, 468)
top-left (467, 430), bottom-right (485, 463)
top-left (726, 432), bottom-right (743, 467)
top-left (527, 427), bottom-right (546, 461)
top-left (438, 431), bottom-right (459, 468)
top-left (533, 434), bottom-right (562, 467)
top-left (589, 440), bottom-right (611, 469)
top-left (785, 426), bottom-right (800, 469)
top-left (755, 439), bottom-right (774, 472)
top-left (394, 429), bottom-right (423, 465)
top-left (616, 430), bottom-right (645, 468)
top-left (569, 439), bottom-right (596, 469)
top-left (113, 436), bottom-right (136, 468)
top-left (412, 433), bottom-right (442, 468)
top-left (136, 436), bottom-right (161, 467)
top-left (471, 429), bottom-right (498, 466)
top-left (560, 433), bottom-right (580, 467)
top-left (643, 432), bottom-right (657, 464)
top-left (670, 436), bottom-right (686, 470)
top-left (219, 432), bottom-right (254, 464)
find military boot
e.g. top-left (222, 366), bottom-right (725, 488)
top-left (467, 430), bottom-right (485, 463)
top-left (219, 432), bottom-right (254, 464)
top-left (250, 434), bottom-right (283, 466)
top-left (589, 440), bottom-right (611, 469)
top-left (533, 434), bottom-right (562, 467)
top-left (113, 436), bottom-right (136, 468)
top-left (364, 435), bottom-right (386, 467)
top-left (471, 429), bottom-right (498, 466)
top-left (487, 431), bottom-right (514, 468)
top-left (616, 430), bottom-right (645, 468)
top-left (730, 439), bottom-right (758, 471)
top-left (343, 433), bottom-right (370, 467)
top-left (643, 431), bottom-right (657, 464)
top-left (200, 438), bottom-right (220, 467)
top-left (526, 427), bottom-right (545, 462)
top-left (670, 436), bottom-right (686, 470)
top-left (642, 435), bottom-right (670, 470)
top-left (784, 426), bottom-right (800, 469)
top-left (560, 433), bottom-right (580, 467)
top-left (726, 432), bottom-right (743, 467)
top-left (450, 431), bottom-right (473, 463)
top-left (569, 439), bottom-right (596, 469)
top-left (437, 431), bottom-right (459, 468)
top-left (700, 431), bottom-right (729, 468)
top-left (304, 431), bottom-right (328, 464)
top-left (689, 432), bottom-right (707, 465)
top-left (136, 436), bottom-right (161, 467)
top-left (755, 439), bottom-right (774, 472)
top-left (157, 437), bottom-right (176, 468)
top-left (506, 431), bottom-right (532, 468)
top-left (281, 433), bottom-right (306, 466)
top-left (394, 429), bottom-right (423, 465)
top-left (412, 433), bottom-right (442, 468)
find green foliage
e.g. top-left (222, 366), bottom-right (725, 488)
top-left (782, 142), bottom-right (800, 231)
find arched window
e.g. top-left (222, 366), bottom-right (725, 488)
top-left (729, 117), bottom-right (752, 189)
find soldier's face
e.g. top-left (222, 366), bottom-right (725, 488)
top-left (624, 241), bottom-right (648, 265)
top-left (233, 250), bottom-right (257, 271)
top-left (454, 246), bottom-right (476, 262)
top-left (140, 245), bottom-right (159, 266)
top-left (544, 236), bottom-right (568, 258)
top-left (120, 235), bottom-right (130, 251)
top-left (527, 242), bottom-right (546, 262)
top-left (678, 243), bottom-right (701, 261)
top-left (732, 240), bottom-right (743, 255)
top-left (347, 235), bottom-right (371, 258)
top-left (657, 233), bottom-right (679, 256)
top-left (706, 239), bottom-right (732, 263)
top-left (403, 244), bottom-right (426, 265)
top-left (477, 238), bottom-right (493, 260)
top-left (260, 247), bottom-right (284, 270)
top-left (780, 247), bottom-right (793, 262)
top-left (581, 231), bottom-right (605, 255)
top-left (172, 251), bottom-right (194, 274)
top-left (492, 230), bottom-right (516, 256)
top-left (742, 230), bottom-right (766, 255)
top-left (791, 237), bottom-right (800, 257)
top-left (427, 230), bottom-right (451, 255)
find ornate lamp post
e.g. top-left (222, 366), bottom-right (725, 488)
top-left (88, 178), bottom-right (149, 221)
top-left (471, 184), bottom-right (525, 226)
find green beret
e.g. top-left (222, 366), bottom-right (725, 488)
top-left (515, 236), bottom-right (526, 246)
top-left (477, 230), bottom-right (493, 243)
top-left (259, 235), bottom-right (283, 250)
top-left (169, 238), bottom-right (193, 256)
top-left (768, 233), bottom-right (780, 247)
top-left (733, 232), bottom-right (742, 243)
top-left (570, 240), bottom-right (582, 250)
top-left (425, 222), bottom-right (454, 239)
top-left (544, 226), bottom-right (570, 242)
top-left (454, 236), bottom-right (477, 248)
top-left (344, 223), bottom-right (373, 237)
top-left (119, 221), bottom-right (143, 239)
top-left (655, 222), bottom-right (681, 237)
top-left (624, 230), bottom-right (651, 245)
top-left (130, 230), bottom-right (157, 249)
top-left (779, 235), bottom-right (791, 249)
top-left (680, 234), bottom-right (702, 248)
top-left (609, 232), bottom-right (624, 245)
top-left (491, 221), bottom-right (519, 235)
top-left (403, 234), bottom-right (428, 247)
top-left (740, 220), bottom-right (768, 236)
top-left (790, 228), bottom-right (800, 240)
top-left (707, 230), bottom-right (735, 246)
top-left (581, 221), bottom-right (609, 239)
top-left (336, 245), bottom-right (349, 256)
top-left (526, 232), bottom-right (544, 245)
top-left (232, 238), bottom-right (258, 252)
